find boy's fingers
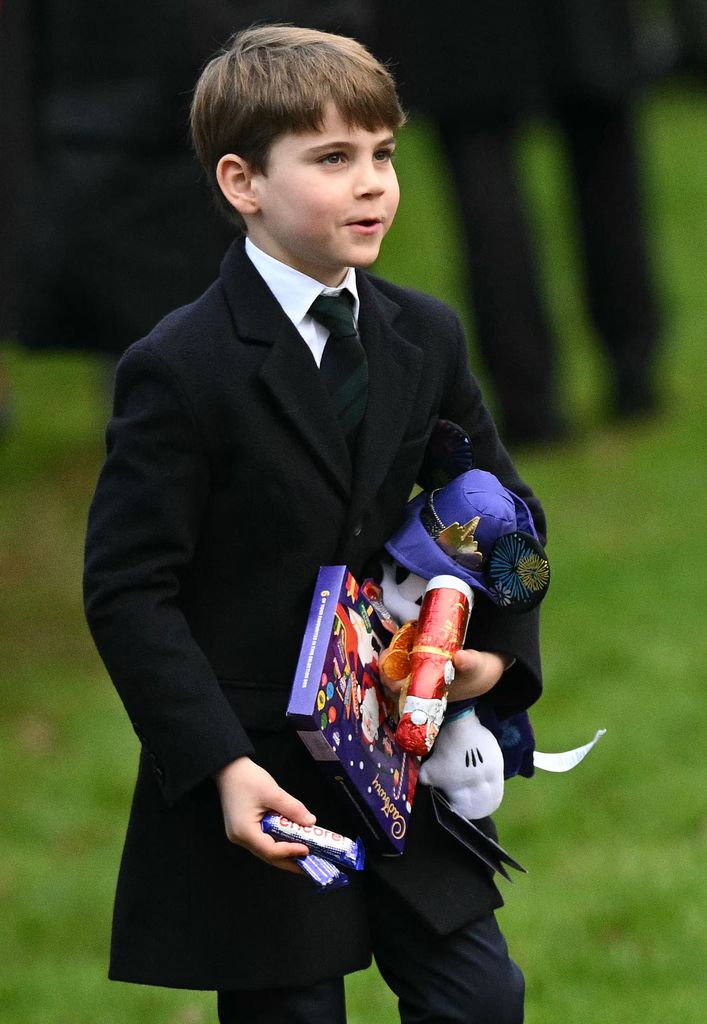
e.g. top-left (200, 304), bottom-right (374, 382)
top-left (453, 648), bottom-right (480, 674)
top-left (378, 651), bottom-right (404, 694)
top-left (449, 649), bottom-right (506, 702)
top-left (269, 789), bottom-right (316, 828)
top-left (277, 859), bottom-right (308, 875)
top-left (381, 675), bottom-right (404, 695)
top-left (251, 834), bottom-right (310, 872)
top-left (255, 834), bottom-right (310, 861)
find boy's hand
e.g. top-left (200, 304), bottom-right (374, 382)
top-left (214, 756), bottom-right (315, 874)
top-left (380, 647), bottom-right (512, 702)
top-left (447, 648), bottom-right (513, 701)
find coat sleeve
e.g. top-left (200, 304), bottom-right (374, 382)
top-left (84, 345), bottom-right (254, 805)
top-left (439, 314), bottom-right (546, 717)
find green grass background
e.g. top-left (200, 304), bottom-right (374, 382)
top-left (1, 83), bottom-right (706, 1022)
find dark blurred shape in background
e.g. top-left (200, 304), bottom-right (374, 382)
top-left (2, 2), bottom-right (232, 359)
top-left (374, 1), bottom-right (679, 445)
top-left (636, 0), bottom-right (707, 80)
top-left (0, 1), bottom-right (371, 421)
top-left (1, 1), bottom-right (705, 443)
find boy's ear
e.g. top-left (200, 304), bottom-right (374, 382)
top-left (216, 154), bottom-right (261, 217)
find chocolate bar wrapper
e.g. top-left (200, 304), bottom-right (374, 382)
top-left (295, 854), bottom-right (349, 891)
top-left (261, 813), bottom-right (365, 872)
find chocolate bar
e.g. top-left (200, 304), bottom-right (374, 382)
top-left (295, 854), bottom-right (349, 891)
top-left (261, 813), bottom-right (365, 872)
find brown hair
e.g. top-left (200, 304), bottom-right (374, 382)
top-left (190, 24), bottom-right (406, 229)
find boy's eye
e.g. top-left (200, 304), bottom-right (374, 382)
top-left (374, 148), bottom-right (395, 162)
top-left (320, 152), bottom-right (345, 165)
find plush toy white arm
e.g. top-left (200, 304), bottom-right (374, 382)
top-left (419, 708), bottom-right (505, 820)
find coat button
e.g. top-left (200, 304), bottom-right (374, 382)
top-left (352, 523), bottom-right (362, 537)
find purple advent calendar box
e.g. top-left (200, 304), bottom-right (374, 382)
top-left (287, 565), bottom-right (419, 854)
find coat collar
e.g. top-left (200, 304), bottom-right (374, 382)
top-left (219, 239), bottom-right (424, 512)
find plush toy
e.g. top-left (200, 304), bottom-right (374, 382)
top-left (380, 461), bottom-right (550, 745)
top-left (419, 705), bottom-right (506, 819)
top-left (376, 420), bottom-right (604, 824)
top-left (385, 466), bottom-right (550, 615)
top-left (374, 419), bottom-right (550, 818)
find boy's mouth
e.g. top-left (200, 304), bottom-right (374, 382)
top-left (346, 217), bottom-right (383, 233)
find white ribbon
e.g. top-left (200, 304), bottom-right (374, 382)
top-left (533, 729), bottom-right (606, 772)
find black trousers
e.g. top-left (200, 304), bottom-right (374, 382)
top-left (217, 893), bottom-right (523, 1024)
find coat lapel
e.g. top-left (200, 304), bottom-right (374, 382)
top-left (348, 273), bottom-right (424, 522)
top-left (219, 241), bottom-right (352, 498)
top-left (218, 243), bottom-right (425, 511)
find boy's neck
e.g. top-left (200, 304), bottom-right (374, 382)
top-left (244, 237), bottom-right (353, 290)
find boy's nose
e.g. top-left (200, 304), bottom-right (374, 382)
top-left (354, 166), bottom-right (385, 197)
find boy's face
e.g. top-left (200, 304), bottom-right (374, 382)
top-left (220, 104), bottom-right (400, 286)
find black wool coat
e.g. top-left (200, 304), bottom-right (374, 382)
top-left (84, 240), bottom-right (545, 990)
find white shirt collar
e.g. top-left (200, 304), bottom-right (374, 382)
top-left (244, 237), bottom-right (360, 328)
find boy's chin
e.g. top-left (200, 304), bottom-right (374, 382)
top-left (349, 249), bottom-right (382, 270)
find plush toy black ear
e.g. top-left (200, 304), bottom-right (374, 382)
top-left (417, 418), bottom-right (474, 491)
top-left (486, 531), bottom-right (551, 613)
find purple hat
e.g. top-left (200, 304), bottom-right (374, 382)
top-left (386, 470), bottom-right (550, 612)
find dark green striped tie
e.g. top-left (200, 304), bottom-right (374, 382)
top-left (309, 292), bottom-right (368, 447)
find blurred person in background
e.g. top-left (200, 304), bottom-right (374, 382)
top-left (638, 0), bottom-right (707, 79)
top-left (672, 0), bottom-right (707, 74)
top-left (0, 0), bottom-right (371, 425)
top-left (0, 1), bottom-right (234, 388)
top-left (376, 0), bottom-right (664, 446)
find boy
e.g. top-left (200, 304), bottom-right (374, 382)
top-left (84, 24), bottom-right (545, 1024)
